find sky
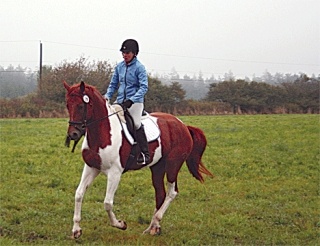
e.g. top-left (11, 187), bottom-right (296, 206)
top-left (1, 0), bottom-right (319, 79)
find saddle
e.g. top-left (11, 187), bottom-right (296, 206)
top-left (110, 104), bottom-right (160, 145)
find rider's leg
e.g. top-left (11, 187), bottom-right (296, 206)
top-left (136, 125), bottom-right (150, 164)
top-left (128, 103), bottom-right (151, 165)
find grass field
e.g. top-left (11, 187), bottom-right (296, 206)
top-left (0, 115), bottom-right (319, 245)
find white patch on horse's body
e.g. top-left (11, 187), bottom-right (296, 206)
top-left (146, 135), bottom-right (162, 168)
top-left (81, 133), bottom-right (88, 150)
top-left (99, 110), bottom-right (124, 172)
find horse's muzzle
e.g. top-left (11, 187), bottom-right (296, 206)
top-left (68, 129), bottom-right (82, 141)
top-left (65, 128), bottom-right (85, 153)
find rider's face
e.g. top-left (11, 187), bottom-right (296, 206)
top-left (122, 51), bottom-right (134, 64)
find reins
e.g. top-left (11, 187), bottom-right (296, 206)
top-left (69, 109), bottom-right (123, 128)
top-left (88, 108), bottom-right (124, 126)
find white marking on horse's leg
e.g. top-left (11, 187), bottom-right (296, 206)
top-left (142, 208), bottom-right (158, 234)
top-left (104, 167), bottom-right (127, 230)
top-left (155, 182), bottom-right (177, 220)
top-left (72, 164), bottom-right (99, 238)
top-left (144, 182), bottom-right (177, 235)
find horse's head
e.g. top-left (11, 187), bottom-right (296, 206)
top-left (63, 81), bottom-right (102, 151)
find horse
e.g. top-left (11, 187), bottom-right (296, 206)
top-left (63, 81), bottom-right (213, 238)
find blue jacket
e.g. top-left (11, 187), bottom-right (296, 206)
top-left (105, 57), bottom-right (148, 103)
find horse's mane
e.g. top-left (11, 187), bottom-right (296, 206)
top-left (68, 82), bottom-right (105, 101)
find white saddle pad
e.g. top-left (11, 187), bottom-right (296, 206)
top-left (122, 115), bottom-right (160, 145)
top-left (109, 104), bottom-right (160, 145)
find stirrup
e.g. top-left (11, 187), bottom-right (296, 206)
top-left (137, 153), bottom-right (149, 165)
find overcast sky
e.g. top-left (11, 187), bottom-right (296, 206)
top-left (1, 0), bottom-right (319, 79)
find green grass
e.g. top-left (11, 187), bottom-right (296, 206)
top-left (0, 115), bottom-right (319, 245)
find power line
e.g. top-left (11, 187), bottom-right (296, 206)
top-left (0, 60), bottom-right (38, 63)
top-left (0, 40), bottom-right (39, 43)
top-left (42, 40), bottom-right (118, 52)
top-left (43, 40), bottom-right (319, 67)
top-left (1, 40), bottom-right (319, 79)
top-left (147, 68), bottom-right (250, 77)
top-left (0, 71), bottom-right (28, 73)
top-left (143, 52), bottom-right (319, 67)
top-left (1, 39), bottom-right (318, 67)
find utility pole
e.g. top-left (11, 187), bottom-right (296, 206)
top-left (39, 41), bottom-right (43, 80)
top-left (39, 41), bottom-right (43, 92)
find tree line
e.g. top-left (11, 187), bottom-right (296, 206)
top-left (0, 57), bottom-right (319, 117)
top-left (0, 65), bottom-right (37, 98)
top-left (205, 76), bottom-right (319, 114)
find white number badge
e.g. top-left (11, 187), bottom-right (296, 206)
top-left (83, 95), bottom-right (90, 104)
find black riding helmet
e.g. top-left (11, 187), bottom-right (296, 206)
top-left (120, 39), bottom-right (139, 55)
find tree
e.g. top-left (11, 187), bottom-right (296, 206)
top-left (169, 67), bottom-right (179, 80)
top-left (144, 77), bottom-right (186, 112)
top-left (281, 74), bottom-right (320, 113)
top-left (198, 70), bottom-right (204, 82)
top-left (0, 65), bottom-right (37, 98)
top-left (169, 82), bottom-right (185, 103)
top-left (223, 70), bottom-right (235, 81)
top-left (205, 79), bottom-right (286, 113)
top-left (39, 57), bottom-right (113, 103)
top-left (145, 77), bottom-right (169, 111)
top-left (183, 74), bottom-right (191, 80)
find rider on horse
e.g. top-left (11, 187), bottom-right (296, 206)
top-left (105, 39), bottom-right (151, 165)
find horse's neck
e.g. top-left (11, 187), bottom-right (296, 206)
top-left (86, 99), bottom-right (112, 150)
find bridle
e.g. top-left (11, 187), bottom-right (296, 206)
top-left (65, 91), bottom-right (123, 152)
top-left (68, 93), bottom-right (94, 133)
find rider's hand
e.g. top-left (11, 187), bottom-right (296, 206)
top-left (122, 99), bottom-right (133, 109)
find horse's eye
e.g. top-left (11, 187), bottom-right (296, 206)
top-left (77, 104), bottom-right (84, 111)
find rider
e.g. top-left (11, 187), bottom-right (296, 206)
top-left (105, 39), bottom-right (151, 165)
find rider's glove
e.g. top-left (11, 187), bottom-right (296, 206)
top-left (122, 99), bottom-right (133, 109)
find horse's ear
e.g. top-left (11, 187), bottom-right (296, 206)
top-left (80, 81), bottom-right (85, 94)
top-left (63, 80), bottom-right (70, 91)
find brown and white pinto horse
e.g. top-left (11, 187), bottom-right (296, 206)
top-left (63, 81), bottom-right (213, 238)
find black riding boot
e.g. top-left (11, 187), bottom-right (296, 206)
top-left (136, 125), bottom-right (151, 165)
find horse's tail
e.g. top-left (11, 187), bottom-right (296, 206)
top-left (186, 126), bottom-right (214, 183)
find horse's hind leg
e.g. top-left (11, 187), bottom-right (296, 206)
top-left (144, 181), bottom-right (178, 235)
top-left (72, 164), bottom-right (99, 239)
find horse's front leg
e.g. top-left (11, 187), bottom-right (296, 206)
top-left (104, 167), bottom-right (127, 230)
top-left (72, 164), bottom-right (99, 239)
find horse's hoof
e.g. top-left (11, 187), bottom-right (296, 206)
top-left (150, 226), bottom-right (161, 236)
top-left (72, 229), bottom-right (82, 239)
top-left (119, 220), bottom-right (127, 230)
